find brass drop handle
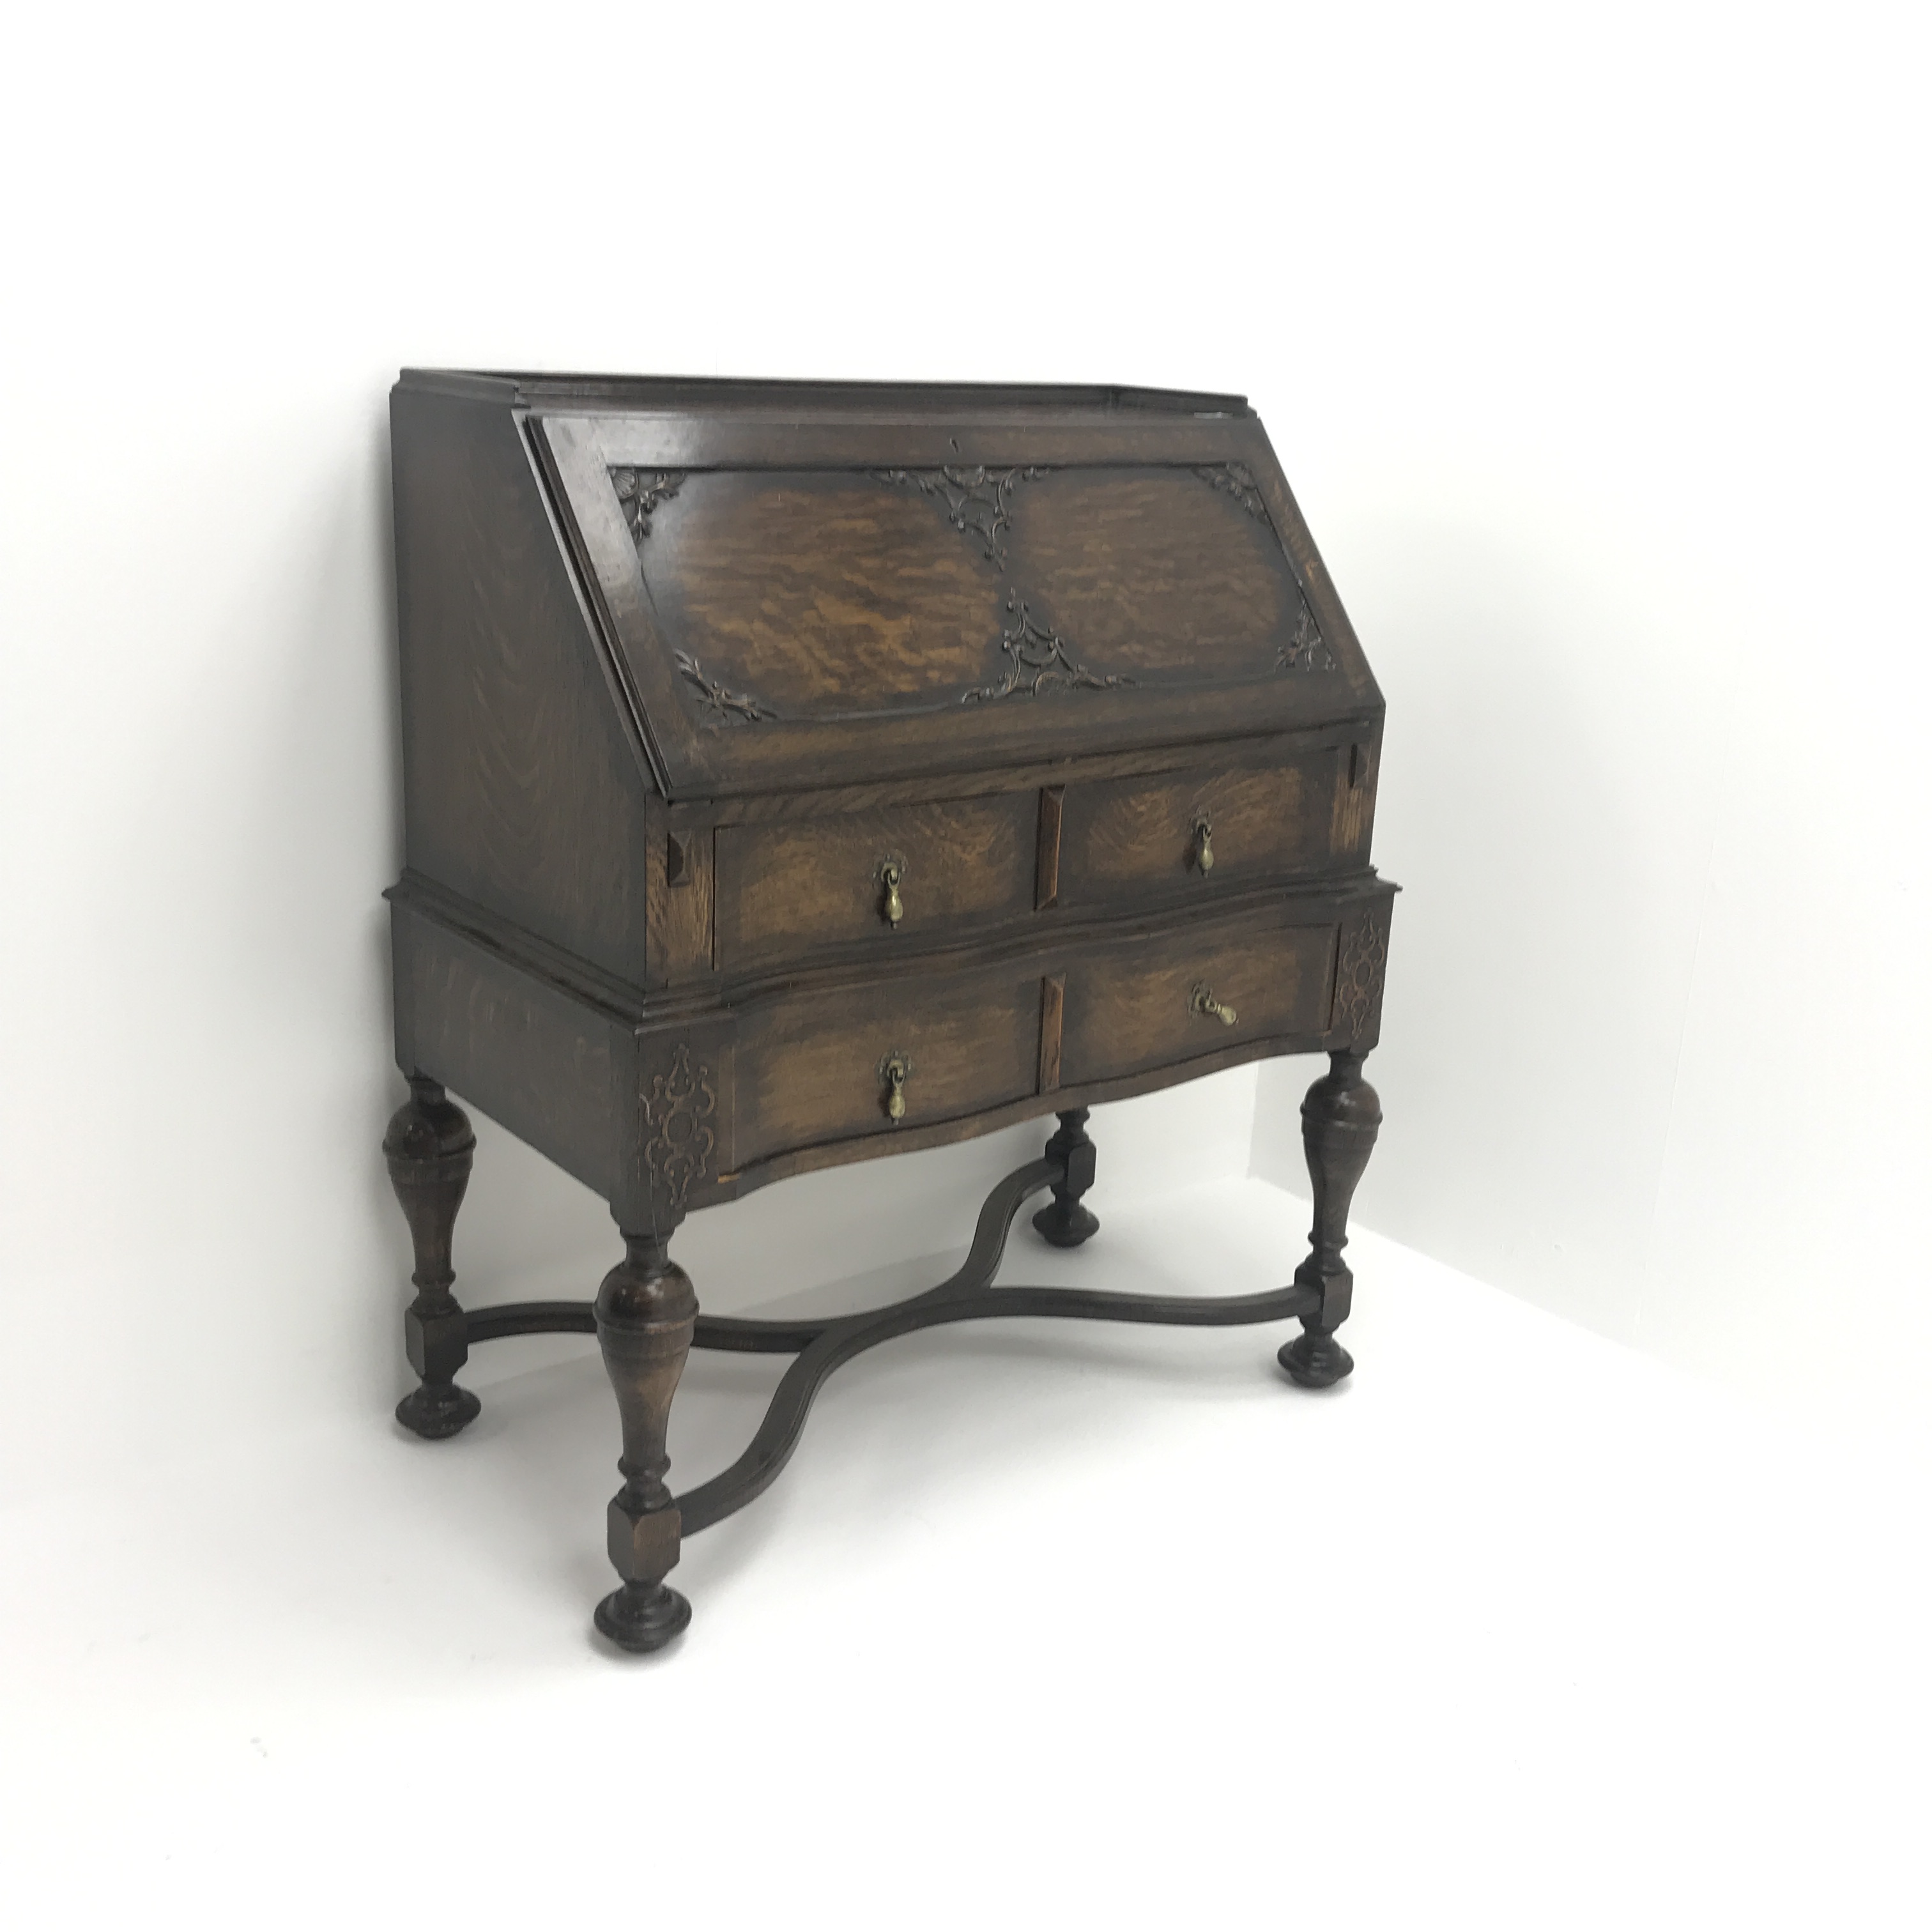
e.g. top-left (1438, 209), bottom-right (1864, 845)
top-left (1190, 981), bottom-right (1238, 1027)
top-left (1192, 815), bottom-right (1215, 874)
top-left (879, 1051), bottom-right (912, 1123)
top-left (879, 859), bottom-right (905, 928)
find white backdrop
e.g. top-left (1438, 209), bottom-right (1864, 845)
top-left (3, 0), bottom-right (1926, 1524)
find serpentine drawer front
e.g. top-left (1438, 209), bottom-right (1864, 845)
top-left (1059, 912), bottom-right (1340, 1087)
top-left (730, 961), bottom-right (1044, 1166)
top-left (383, 370), bottom-right (1398, 1655)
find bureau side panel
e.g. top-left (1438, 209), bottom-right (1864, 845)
top-left (390, 387), bottom-right (654, 981)
top-left (391, 899), bottom-right (625, 1202)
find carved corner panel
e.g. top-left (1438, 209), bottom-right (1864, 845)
top-left (637, 1043), bottom-right (722, 1221)
top-left (1329, 907), bottom-right (1390, 1047)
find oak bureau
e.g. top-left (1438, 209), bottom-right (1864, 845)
top-left (383, 371), bottom-right (1395, 1652)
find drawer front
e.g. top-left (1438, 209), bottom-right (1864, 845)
top-left (1054, 753), bottom-right (1342, 912)
top-left (716, 793), bottom-right (1038, 971)
top-left (733, 963), bottom-right (1045, 1166)
top-left (1059, 914), bottom-right (1336, 1086)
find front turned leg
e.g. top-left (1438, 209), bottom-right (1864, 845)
top-left (1033, 1107), bottom-right (1101, 1248)
top-left (1280, 1052), bottom-right (1382, 1388)
top-left (594, 1232), bottom-right (698, 1653)
top-left (385, 1075), bottom-right (482, 1439)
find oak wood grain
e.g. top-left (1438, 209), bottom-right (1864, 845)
top-left (1056, 753), bottom-right (1339, 912)
top-left (1059, 913), bottom-right (1337, 1087)
top-left (392, 388), bottom-right (656, 980)
top-left (732, 964), bottom-right (1041, 1165)
top-left (714, 793), bottom-right (1036, 970)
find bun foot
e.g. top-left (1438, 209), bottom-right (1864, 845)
top-left (595, 1581), bottom-right (693, 1654)
top-left (395, 1381), bottom-right (482, 1439)
top-left (1278, 1330), bottom-right (1354, 1388)
top-left (1032, 1199), bottom-right (1100, 1248)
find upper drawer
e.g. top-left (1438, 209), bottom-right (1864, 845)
top-left (1051, 747), bottom-right (1368, 914)
top-left (715, 793), bottom-right (1038, 972)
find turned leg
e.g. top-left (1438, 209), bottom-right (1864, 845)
top-left (1280, 1052), bottom-right (1382, 1388)
top-left (385, 1074), bottom-right (482, 1438)
top-left (594, 1230), bottom-right (698, 1653)
top-left (1033, 1107), bottom-right (1101, 1248)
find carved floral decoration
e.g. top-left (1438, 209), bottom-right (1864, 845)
top-left (1279, 606), bottom-right (1337, 674)
top-left (963, 593), bottom-right (1135, 704)
top-left (1193, 461), bottom-right (1273, 525)
top-left (1331, 914), bottom-right (1390, 1043)
top-left (611, 468), bottom-right (686, 546)
top-left (641, 1046), bottom-right (716, 1214)
top-left (869, 464), bottom-right (1046, 565)
top-left (676, 650), bottom-right (777, 726)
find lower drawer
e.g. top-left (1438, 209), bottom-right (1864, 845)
top-left (732, 962), bottom-right (1045, 1166)
top-left (1059, 912), bottom-right (1337, 1087)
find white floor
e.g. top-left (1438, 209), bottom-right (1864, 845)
top-left (3, 1176), bottom-right (1926, 1929)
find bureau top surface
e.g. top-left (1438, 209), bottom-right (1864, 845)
top-left (396, 371), bottom-right (1381, 801)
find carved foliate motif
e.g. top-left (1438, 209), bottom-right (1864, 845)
top-left (1280, 606), bottom-right (1337, 674)
top-left (641, 1046), bottom-right (716, 1214)
top-left (870, 464), bottom-right (1046, 565)
top-left (611, 468), bottom-right (686, 546)
top-left (1331, 912), bottom-right (1390, 1043)
top-left (676, 650), bottom-right (777, 726)
top-left (1194, 461), bottom-right (1273, 525)
top-left (963, 592), bottom-right (1135, 705)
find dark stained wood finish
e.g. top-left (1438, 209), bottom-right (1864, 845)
top-left (714, 793), bottom-right (1037, 971)
top-left (594, 1232), bottom-right (697, 1652)
top-left (730, 962), bottom-right (1043, 1167)
top-left (1032, 1109), bottom-right (1100, 1248)
top-left (1279, 1054), bottom-right (1383, 1388)
top-left (1055, 750), bottom-right (1343, 912)
top-left (1059, 910), bottom-right (1338, 1087)
top-left (1035, 784), bottom-right (1064, 908)
top-left (1038, 972), bottom-right (1065, 1092)
top-left (385, 370), bottom-right (1396, 1654)
top-left (644, 793), bottom-right (715, 986)
top-left (532, 397), bottom-right (1381, 801)
top-left (390, 387), bottom-right (655, 981)
top-left (385, 1077), bottom-right (482, 1439)
top-left (1004, 468), bottom-right (1298, 678)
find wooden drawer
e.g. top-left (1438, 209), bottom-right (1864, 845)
top-left (732, 962), bottom-right (1045, 1166)
top-left (1050, 751), bottom-right (1348, 913)
top-left (715, 793), bottom-right (1038, 971)
top-left (1059, 912), bottom-right (1337, 1086)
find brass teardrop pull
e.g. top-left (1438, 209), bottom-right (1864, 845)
top-left (878, 858), bottom-right (905, 927)
top-left (1189, 981), bottom-right (1238, 1027)
top-left (879, 1051), bottom-right (913, 1122)
top-left (1192, 815), bottom-right (1215, 874)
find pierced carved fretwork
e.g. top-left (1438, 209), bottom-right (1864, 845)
top-left (641, 1046), bottom-right (716, 1215)
top-left (1331, 912), bottom-right (1390, 1043)
top-left (675, 650), bottom-right (776, 727)
top-left (611, 468), bottom-right (687, 546)
top-left (1280, 604), bottom-right (1338, 674)
top-left (963, 592), bottom-right (1135, 705)
top-left (870, 464), bottom-right (1046, 565)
